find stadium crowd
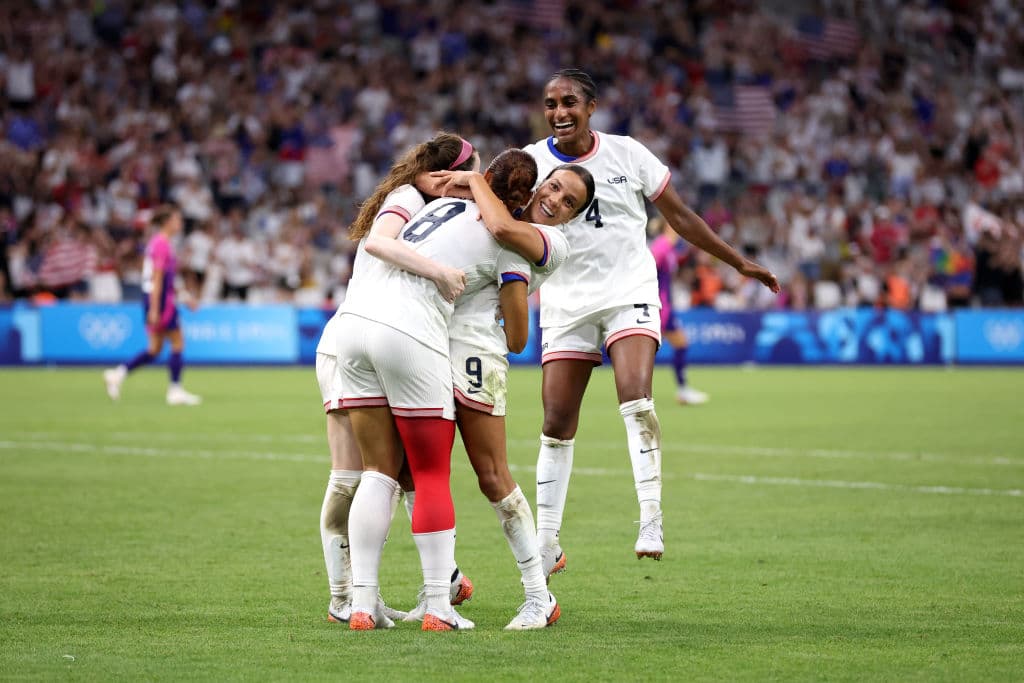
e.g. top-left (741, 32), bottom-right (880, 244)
top-left (1, 0), bottom-right (1022, 310)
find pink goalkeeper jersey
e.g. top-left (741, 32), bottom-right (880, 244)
top-left (142, 232), bottom-right (177, 308)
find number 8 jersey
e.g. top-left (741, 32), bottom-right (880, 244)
top-left (522, 131), bottom-right (671, 328)
top-left (341, 191), bottom-right (534, 356)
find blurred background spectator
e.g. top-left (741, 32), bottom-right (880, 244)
top-left (0, 0), bottom-right (1021, 311)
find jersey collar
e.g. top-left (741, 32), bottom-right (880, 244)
top-left (546, 131), bottom-right (600, 163)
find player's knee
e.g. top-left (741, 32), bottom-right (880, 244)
top-left (616, 382), bottom-right (651, 404)
top-left (541, 415), bottom-right (576, 441)
top-left (541, 405), bottom-right (579, 440)
top-left (475, 468), bottom-right (505, 501)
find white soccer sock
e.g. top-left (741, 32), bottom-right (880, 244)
top-left (492, 485), bottom-right (546, 600)
top-left (319, 469), bottom-right (361, 602)
top-left (412, 527), bottom-right (457, 613)
top-left (620, 398), bottom-right (662, 523)
top-left (536, 434), bottom-right (574, 549)
top-left (348, 470), bottom-right (399, 614)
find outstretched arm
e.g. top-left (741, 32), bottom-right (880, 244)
top-left (364, 213), bottom-right (466, 302)
top-left (430, 170), bottom-right (547, 265)
top-left (653, 185), bottom-right (779, 292)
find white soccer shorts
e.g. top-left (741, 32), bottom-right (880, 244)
top-left (315, 351), bottom-right (344, 413)
top-left (336, 315), bottom-right (455, 420)
top-left (450, 340), bottom-right (509, 417)
top-left (540, 303), bottom-right (662, 365)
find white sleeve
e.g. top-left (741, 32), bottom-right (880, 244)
top-left (628, 138), bottom-right (672, 201)
top-left (374, 184), bottom-right (427, 224)
top-left (495, 247), bottom-right (532, 288)
top-left (531, 224), bottom-right (570, 275)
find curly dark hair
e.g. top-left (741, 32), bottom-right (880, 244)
top-left (486, 149), bottom-right (538, 212)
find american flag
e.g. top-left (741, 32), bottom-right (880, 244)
top-left (796, 15), bottom-right (860, 60)
top-left (712, 85), bottom-right (776, 137)
top-left (498, 0), bottom-right (564, 30)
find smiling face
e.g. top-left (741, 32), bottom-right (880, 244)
top-left (526, 169), bottom-right (589, 226)
top-left (543, 77), bottom-right (596, 151)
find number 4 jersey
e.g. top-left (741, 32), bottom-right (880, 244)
top-left (340, 190), bottom-right (539, 356)
top-left (522, 131), bottom-right (671, 328)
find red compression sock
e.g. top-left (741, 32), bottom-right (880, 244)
top-left (394, 416), bottom-right (456, 534)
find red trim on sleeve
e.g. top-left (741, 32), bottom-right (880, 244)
top-left (376, 206), bottom-right (412, 222)
top-left (648, 171), bottom-right (672, 202)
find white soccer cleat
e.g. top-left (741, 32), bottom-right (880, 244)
top-left (677, 386), bottom-right (709, 405)
top-left (377, 594), bottom-right (408, 622)
top-left (422, 605), bottom-right (474, 631)
top-left (541, 544), bottom-right (567, 579)
top-left (404, 568), bottom-right (474, 622)
top-left (635, 513), bottom-right (664, 560)
top-left (504, 592), bottom-right (561, 630)
top-left (327, 598), bottom-right (352, 624)
top-left (103, 367), bottom-right (125, 400)
top-left (166, 385), bottom-right (202, 406)
top-left (449, 568), bottom-right (474, 605)
top-left (403, 589), bottom-right (427, 623)
top-left (349, 605), bottom-right (396, 631)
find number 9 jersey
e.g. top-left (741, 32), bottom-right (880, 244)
top-left (449, 224), bottom-right (569, 415)
top-left (522, 131), bottom-right (671, 328)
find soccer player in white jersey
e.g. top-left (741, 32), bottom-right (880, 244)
top-left (314, 133), bottom-right (476, 626)
top-left (338, 149), bottom-right (538, 632)
top-left (428, 162), bottom-right (594, 629)
top-left (521, 69), bottom-right (779, 571)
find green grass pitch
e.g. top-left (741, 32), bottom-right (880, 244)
top-left (1, 366), bottom-right (1022, 681)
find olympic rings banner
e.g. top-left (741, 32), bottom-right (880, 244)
top-left (954, 310), bottom-right (1024, 363)
top-left (0, 303), bottom-right (1021, 365)
top-left (4, 303), bottom-right (298, 364)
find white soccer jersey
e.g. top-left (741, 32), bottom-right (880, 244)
top-left (341, 197), bottom-right (533, 355)
top-left (315, 184), bottom-right (425, 357)
top-left (449, 224), bottom-right (569, 355)
top-left (522, 131), bottom-right (671, 328)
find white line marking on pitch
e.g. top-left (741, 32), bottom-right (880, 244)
top-left (8, 431), bottom-right (1021, 467)
top-left (2, 439), bottom-right (1021, 498)
top-left (0, 440), bottom-right (324, 464)
top-left (508, 439), bottom-right (1021, 468)
top-left (689, 473), bottom-right (1023, 498)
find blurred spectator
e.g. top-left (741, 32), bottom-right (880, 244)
top-left (215, 214), bottom-right (260, 301)
top-left (182, 220), bottom-right (217, 302)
